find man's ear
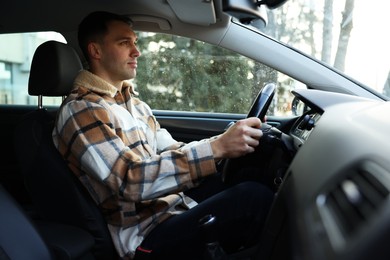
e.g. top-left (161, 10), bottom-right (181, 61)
top-left (88, 42), bottom-right (101, 60)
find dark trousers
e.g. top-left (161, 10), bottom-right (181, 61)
top-left (135, 174), bottom-right (274, 260)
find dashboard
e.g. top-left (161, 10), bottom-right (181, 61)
top-left (289, 89), bottom-right (375, 150)
top-left (261, 89), bottom-right (390, 260)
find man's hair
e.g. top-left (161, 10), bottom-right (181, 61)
top-left (78, 11), bottom-right (133, 63)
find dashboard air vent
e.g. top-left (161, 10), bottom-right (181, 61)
top-left (318, 161), bottom-right (390, 242)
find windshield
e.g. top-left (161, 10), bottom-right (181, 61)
top-left (263, 0), bottom-right (390, 98)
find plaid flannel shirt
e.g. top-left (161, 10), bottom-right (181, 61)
top-left (52, 70), bottom-right (217, 258)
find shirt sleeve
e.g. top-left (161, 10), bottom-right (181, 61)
top-left (55, 99), bottom-right (217, 203)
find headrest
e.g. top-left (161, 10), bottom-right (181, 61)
top-left (28, 40), bottom-right (83, 96)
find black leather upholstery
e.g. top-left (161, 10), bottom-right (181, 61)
top-left (14, 41), bottom-right (117, 259)
top-left (0, 184), bottom-right (53, 260)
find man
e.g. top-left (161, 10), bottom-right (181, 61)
top-left (53, 11), bottom-right (273, 259)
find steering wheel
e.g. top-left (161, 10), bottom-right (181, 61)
top-left (221, 82), bottom-right (277, 185)
top-left (247, 82), bottom-right (276, 120)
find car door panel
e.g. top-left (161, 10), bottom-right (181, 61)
top-left (154, 110), bottom-right (295, 143)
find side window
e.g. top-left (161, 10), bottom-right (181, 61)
top-left (0, 32), bottom-right (66, 106)
top-left (0, 61), bottom-right (12, 104)
top-left (134, 32), bottom-right (305, 116)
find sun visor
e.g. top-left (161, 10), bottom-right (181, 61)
top-left (130, 15), bottom-right (172, 31)
top-left (167, 0), bottom-right (216, 26)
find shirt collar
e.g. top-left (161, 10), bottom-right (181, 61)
top-left (74, 70), bottom-right (138, 98)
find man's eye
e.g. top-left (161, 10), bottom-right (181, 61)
top-left (120, 41), bottom-right (137, 46)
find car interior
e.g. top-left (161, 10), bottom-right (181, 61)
top-left (1, 0), bottom-right (390, 259)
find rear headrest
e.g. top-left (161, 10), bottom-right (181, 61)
top-left (28, 40), bottom-right (83, 96)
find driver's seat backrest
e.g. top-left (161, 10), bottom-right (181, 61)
top-left (14, 40), bottom-right (117, 259)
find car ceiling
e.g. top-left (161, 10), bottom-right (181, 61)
top-left (1, 0), bottom-right (232, 63)
top-left (1, 0), bottom-right (229, 38)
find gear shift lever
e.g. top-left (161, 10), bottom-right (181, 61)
top-left (199, 214), bottom-right (227, 260)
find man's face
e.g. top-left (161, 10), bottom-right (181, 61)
top-left (98, 20), bottom-right (141, 84)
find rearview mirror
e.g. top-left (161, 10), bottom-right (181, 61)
top-left (258, 0), bottom-right (289, 9)
top-left (223, 0), bottom-right (288, 29)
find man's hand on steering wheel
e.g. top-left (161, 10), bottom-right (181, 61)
top-left (213, 82), bottom-right (276, 161)
top-left (210, 117), bottom-right (263, 161)
top-left (219, 82), bottom-right (295, 189)
top-left (220, 83), bottom-right (277, 183)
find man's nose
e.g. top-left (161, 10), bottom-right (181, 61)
top-left (132, 47), bottom-right (141, 58)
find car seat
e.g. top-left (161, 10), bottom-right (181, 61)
top-left (13, 40), bottom-right (117, 260)
top-left (0, 184), bottom-right (53, 260)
